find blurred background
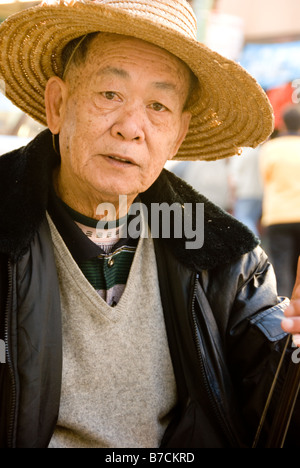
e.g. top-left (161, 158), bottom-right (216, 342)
top-left (0, 1), bottom-right (44, 150)
top-left (191, 0), bottom-right (300, 132)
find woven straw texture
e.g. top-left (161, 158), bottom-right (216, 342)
top-left (0, 0), bottom-right (274, 161)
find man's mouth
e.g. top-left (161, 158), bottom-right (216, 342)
top-left (107, 154), bottom-right (133, 164)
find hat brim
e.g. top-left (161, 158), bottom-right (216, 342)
top-left (0, 3), bottom-right (274, 160)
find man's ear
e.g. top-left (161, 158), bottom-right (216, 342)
top-left (45, 76), bottom-right (68, 134)
top-left (168, 111), bottom-right (192, 160)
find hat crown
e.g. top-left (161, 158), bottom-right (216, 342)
top-left (101, 0), bottom-right (197, 39)
top-left (44, 0), bottom-right (197, 40)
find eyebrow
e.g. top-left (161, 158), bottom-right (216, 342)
top-left (152, 81), bottom-right (177, 92)
top-left (96, 66), bottom-right (178, 92)
top-left (97, 66), bottom-right (129, 79)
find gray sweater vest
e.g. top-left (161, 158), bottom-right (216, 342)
top-left (47, 213), bottom-right (177, 448)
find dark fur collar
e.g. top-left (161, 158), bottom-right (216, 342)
top-left (0, 129), bottom-right (259, 268)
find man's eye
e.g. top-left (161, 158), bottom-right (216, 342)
top-left (102, 91), bottom-right (119, 101)
top-left (150, 102), bottom-right (167, 112)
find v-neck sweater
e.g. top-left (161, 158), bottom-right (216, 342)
top-left (47, 213), bottom-right (177, 448)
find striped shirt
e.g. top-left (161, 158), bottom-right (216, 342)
top-left (48, 189), bottom-right (139, 307)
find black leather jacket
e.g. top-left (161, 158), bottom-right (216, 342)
top-left (0, 131), bottom-right (298, 448)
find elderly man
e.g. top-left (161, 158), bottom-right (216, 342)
top-left (0, 0), bottom-right (299, 449)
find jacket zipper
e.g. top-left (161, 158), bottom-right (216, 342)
top-left (4, 259), bottom-right (17, 448)
top-left (191, 273), bottom-right (238, 447)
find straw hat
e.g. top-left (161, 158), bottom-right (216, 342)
top-left (0, 0), bottom-right (274, 161)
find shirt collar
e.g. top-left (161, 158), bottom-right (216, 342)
top-left (47, 186), bottom-right (139, 264)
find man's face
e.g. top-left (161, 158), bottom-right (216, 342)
top-left (46, 34), bottom-right (192, 210)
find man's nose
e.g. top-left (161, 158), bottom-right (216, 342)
top-left (111, 106), bottom-right (146, 142)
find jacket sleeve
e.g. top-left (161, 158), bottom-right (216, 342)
top-left (218, 246), bottom-right (299, 447)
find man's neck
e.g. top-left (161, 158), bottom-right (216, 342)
top-left (52, 168), bottom-right (134, 221)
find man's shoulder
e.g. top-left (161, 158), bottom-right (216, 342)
top-left (0, 130), bottom-right (56, 260)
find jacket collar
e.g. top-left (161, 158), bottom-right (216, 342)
top-left (140, 170), bottom-right (259, 270)
top-left (0, 129), bottom-right (259, 268)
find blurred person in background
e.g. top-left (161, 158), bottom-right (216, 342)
top-left (229, 147), bottom-right (263, 237)
top-left (260, 105), bottom-right (300, 297)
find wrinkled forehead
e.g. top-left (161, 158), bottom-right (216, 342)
top-left (62, 32), bottom-right (197, 106)
top-left (64, 32), bottom-right (193, 82)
